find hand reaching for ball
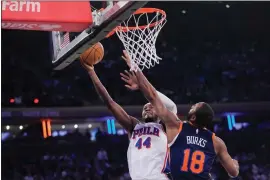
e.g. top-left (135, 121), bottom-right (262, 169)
top-left (80, 58), bottom-right (94, 72)
top-left (80, 42), bottom-right (104, 71)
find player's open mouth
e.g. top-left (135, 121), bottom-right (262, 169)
top-left (145, 117), bottom-right (153, 123)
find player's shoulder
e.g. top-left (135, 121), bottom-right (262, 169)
top-left (212, 135), bottom-right (226, 154)
top-left (212, 135), bottom-right (225, 145)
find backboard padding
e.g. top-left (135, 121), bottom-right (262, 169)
top-left (52, 1), bottom-right (148, 70)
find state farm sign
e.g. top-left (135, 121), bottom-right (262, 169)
top-left (2, 1), bottom-right (41, 12)
top-left (2, 1), bottom-right (93, 32)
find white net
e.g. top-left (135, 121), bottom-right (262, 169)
top-left (115, 8), bottom-right (167, 71)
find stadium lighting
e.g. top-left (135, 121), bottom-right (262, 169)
top-left (111, 119), bottom-right (116, 135)
top-left (226, 114), bottom-right (236, 131)
top-left (9, 98), bottom-right (15, 103)
top-left (19, 125), bottom-right (23, 130)
top-left (34, 98), bottom-right (39, 104)
top-left (6, 125), bottom-right (10, 130)
top-left (88, 124), bottom-right (92, 128)
top-left (62, 125), bottom-right (65, 129)
top-left (74, 124), bottom-right (78, 128)
top-left (107, 119), bottom-right (112, 134)
top-left (106, 119), bottom-right (116, 134)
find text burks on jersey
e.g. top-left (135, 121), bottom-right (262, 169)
top-left (186, 136), bottom-right (207, 148)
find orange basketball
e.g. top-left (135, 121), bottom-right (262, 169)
top-left (80, 42), bottom-right (104, 66)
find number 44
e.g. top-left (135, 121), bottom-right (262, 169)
top-left (135, 137), bottom-right (151, 149)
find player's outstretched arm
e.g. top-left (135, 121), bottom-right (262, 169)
top-left (120, 70), bottom-right (177, 114)
top-left (121, 51), bottom-right (179, 134)
top-left (214, 136), bottom-right (239, 178)
top-left (134, 70), bottom-right (177, 124)
top-left (82, 62), bottom-right (138, 134)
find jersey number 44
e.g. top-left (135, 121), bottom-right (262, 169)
top-left (135, 137), bottom-right (151, 149)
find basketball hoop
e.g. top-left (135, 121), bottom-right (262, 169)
top-left (107, 8), bottom-right (167, 71)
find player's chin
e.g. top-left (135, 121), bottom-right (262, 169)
top-left (144, 117), bottom-right (155, 123)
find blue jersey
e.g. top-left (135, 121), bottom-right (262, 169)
top-left (169, 122), bottom-right (216, 180)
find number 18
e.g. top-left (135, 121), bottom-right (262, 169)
top-left (181, 149), bottom-right (205, 174)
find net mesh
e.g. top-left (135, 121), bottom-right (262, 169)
top-left (115, 9), bottom-right (166, 71)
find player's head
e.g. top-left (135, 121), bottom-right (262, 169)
top-left (187, 102), bottom-right (214, 128)
top-left (142, 103), bottom-right (158, 123)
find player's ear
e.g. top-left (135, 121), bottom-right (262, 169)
top-left (190, 114), bottom-right (196, 122)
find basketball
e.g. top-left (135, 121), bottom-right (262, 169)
top-left (80, 42), bottom-right (104, 66)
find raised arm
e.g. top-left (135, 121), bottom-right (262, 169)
top-left (121, 51), bottom-right (179, 138)
top-left (134, 69), bottom-right (179, 127)
top-left (120, 70), bottom-right (177, 115)
top-left (214, 136), bottom-right (239, 178)
top-left (156, 91), bottom-right (177, 114)
top-left (82, 62), bottom-right (138, 134)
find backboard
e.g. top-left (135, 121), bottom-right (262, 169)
top-left (1, 1), bottom-right (147, 70)
top-left (50, 1), bottom-right (148, 70)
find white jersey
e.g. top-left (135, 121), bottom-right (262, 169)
top-left (127, 122), bottom-right (170, 180)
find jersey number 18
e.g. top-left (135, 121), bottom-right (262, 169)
top-left (181, 149), bottom-right (205, 174)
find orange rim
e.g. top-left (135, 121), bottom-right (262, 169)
top-left (106, 8), bottom-right (166, 38)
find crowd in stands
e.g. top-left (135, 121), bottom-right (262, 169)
top-left (2, 125), bottom-right (270, 180)
top-left (2, 36), bottom-right (270, 107)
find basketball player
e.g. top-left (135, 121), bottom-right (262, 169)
top-left (123, 51), bottom-right (240, 179)
top-left (81, 60), bottom-right (176, 180)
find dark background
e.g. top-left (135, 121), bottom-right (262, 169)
top-left (2, 2), bottom-right (270, 180)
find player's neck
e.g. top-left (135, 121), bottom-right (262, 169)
top-left (188, 121), bottom-right (207, 130)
